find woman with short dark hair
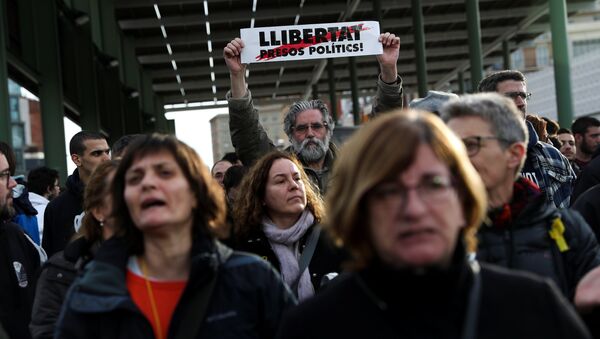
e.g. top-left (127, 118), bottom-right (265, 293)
top-left (56, 134), bottom-right (294, 339)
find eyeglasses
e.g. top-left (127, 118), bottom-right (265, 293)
top-left (504, 91), bottom-right (532, 101)
top-left (292, 122), bottom-right (328, 134)
top-left (369, 174), bottom-right (454, 210)
top-left (462, 136), bottom-right (507, 157)
top-left (0, 170), bottom-right (11, 188)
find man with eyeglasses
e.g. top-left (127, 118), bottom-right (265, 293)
top-left (224, 32), bottom-right (403, 193)
top-left (441, 93), bottom-right (600, 301)
top-left (478, 70), bottom-right (575, 208)
top-left (0, 147), bottom-right (41, 339)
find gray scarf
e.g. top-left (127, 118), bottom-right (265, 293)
top-left (262, 210), bottom-right (315, 300)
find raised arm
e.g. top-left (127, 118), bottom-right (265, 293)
top-left (372, 32), bottom-right (403, 116)
top-left (224, 38), bottom-right (275, 166)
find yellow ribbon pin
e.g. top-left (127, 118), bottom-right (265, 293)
top-left (549, 217), bottom-right (570, 252)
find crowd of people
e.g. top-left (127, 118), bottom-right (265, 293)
top-left (1, 31), bottom-right (600, 339)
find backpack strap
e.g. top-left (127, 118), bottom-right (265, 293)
top-left (290, 225), bottom-right (321, 295)
top-left (173, 247), bottom-right (233, 339)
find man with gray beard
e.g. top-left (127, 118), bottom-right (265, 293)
top-left (224, 32), bottom-right (403, 193)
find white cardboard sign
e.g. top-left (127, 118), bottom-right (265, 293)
top-left (240, 21), bottom-right (382, 64)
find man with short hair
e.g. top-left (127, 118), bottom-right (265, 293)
top-left (441, 93), bottom-right (600, 300)
top-left (27, 167), bottom-right (60, 244)
top-left (478, 70), bottom-right (575, 208)
top-left (211, 159), bottom-right (233, 187)
top-left (572, 116), bottom-right (600, 170)
top-left (224, 33), bottom-right (403, 193)
top-left (42, 131), bottom-right (110, 256)
top-left (0, 147), bottom-right (41, 339)
top-left (111, 134), bottom-right (141, 160)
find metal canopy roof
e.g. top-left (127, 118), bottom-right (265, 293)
top-left (114, 0), bottom-right (596, 106)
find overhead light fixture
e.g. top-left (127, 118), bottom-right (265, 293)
top-left (166, 43), bottom-right (173, 55)
top-left (161, 25), bottom-right (168, 38)
top-left (205, 22), bottom-right (211, 35)
top-left (180, 88), bottom-right (186, 96)
top-left (171, 60), bottom-right (178, 70)
top-left (207, 40), bottom-right (212, 53)
top-left (210, 72), bottom-right (215, 81)
top-left (209, 57), bottom-right (214, 68)
top-left (203, 1), bottom-right (209, 15)
top-left (153, 4), bottom-right (162, 19)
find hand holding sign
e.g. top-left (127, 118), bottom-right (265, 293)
top-left (377, 32), bottom-right (401, 83)
top-left (224, 38), bottom-right (247, 76)
top-left (240, 21), bottom-right (382, 64)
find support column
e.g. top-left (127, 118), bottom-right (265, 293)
top-left (466, 0), bottom-right (483, 92)
top-left (458, 72), bottom-right (465, 94)
top-left (34, 0), bottom-right (68, 180)
top-left (502, 40), bottom-right (512, 70)
top-left (312, 84), bottom-right (319, 100)
top-left (0, 0), bottom-right (11, 145)
top-left (549, 0), bottom-right (574, 127)
top-left (349, 57), bottom-right (360, 126)
top-left (327, 59), bottom-right (338, 124)
top-left (412, 0), bottom-right (428, 97)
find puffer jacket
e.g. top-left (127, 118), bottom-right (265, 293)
top-left (55, 236), bottom-right (295, 339)
top-left (477, 189), bottom-right (600, 300)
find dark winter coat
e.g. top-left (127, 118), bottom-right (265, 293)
top-left (235, 224), bottom-right (346, 292)
top-left (571, 146), bottom-right (600, 203)
top-left (572, 184), bottom-right (600, 242)
top-left (30, 237), bottom-right (95, 339)
top-left (55, 236), bottom-right (295, 339)
top-left (276, 246), bottom-right (590, 339)
top-left (0, 221), bottom-right (41, 339)
top-left (477, 193), bottom-right (600, 299)
top-left (42, 169), bottom-right (84, 257)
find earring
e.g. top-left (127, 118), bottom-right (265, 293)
top-left (99, 219), bottom-right (104, 227)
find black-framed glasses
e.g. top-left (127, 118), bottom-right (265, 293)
top-left (462, 136), bottom-right (507, 157)
top-left (504, 91), bottom-right (532, 101)
top-left (292, 122), bottom-right (328, 134)
top-left (0, 170), bottom-right (11, 188)
top-left (369, 174), bottom-right (454, 210)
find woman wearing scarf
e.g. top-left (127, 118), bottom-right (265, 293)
top-left (233, 151), bottom-right (344, 300)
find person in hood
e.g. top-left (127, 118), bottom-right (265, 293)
top-left (27, 166), bottom-right (60, 243)
top-left (42, 131), bottom-right (110, 256)
top-left (442, 93), bottom-right (600, 300)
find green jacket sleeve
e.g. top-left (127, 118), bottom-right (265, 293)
top-left (226, 89), bottom-right (277, 166)
top-left (370, 74), bottom-right (404, 117)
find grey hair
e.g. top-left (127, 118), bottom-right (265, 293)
top-left (283, 100), bottom-right (335, 139)
top-left (440, 93), bottom-right (528, 148)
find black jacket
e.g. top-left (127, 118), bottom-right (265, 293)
top-left (572, 147), bottom-right (600, 203)
top-left (477, 193), bottom-right (600, 299)
top-left (572, 184), bottom-right (600, 242)
top-left (30, 237), bottom-right (95, 339)
top-left (235, 224), bottom-right (346, 292)
top-left (276, 247), bottom-right (590, 339)
top-left (0, 221), bottom-right (41, 339)
top-left (42, 169), bottom-right (84, 256)
top-left (55, 236), bottom-right (295, 339)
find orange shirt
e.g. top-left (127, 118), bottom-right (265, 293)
top-left (127, 269), bottom-right (187, 339)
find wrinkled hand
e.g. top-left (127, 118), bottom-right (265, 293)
top-left (575, 265), bottom-right (600, 313)
top-left (376, 32), bottom-right (400, 69)
top-left (223, 38), bottom-right (247, 76)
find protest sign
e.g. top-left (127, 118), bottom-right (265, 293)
top-left (240, 21), bottom-right (382, 64)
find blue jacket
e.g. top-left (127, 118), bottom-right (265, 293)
top-left (55, 236), bottom-right (295, 339)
